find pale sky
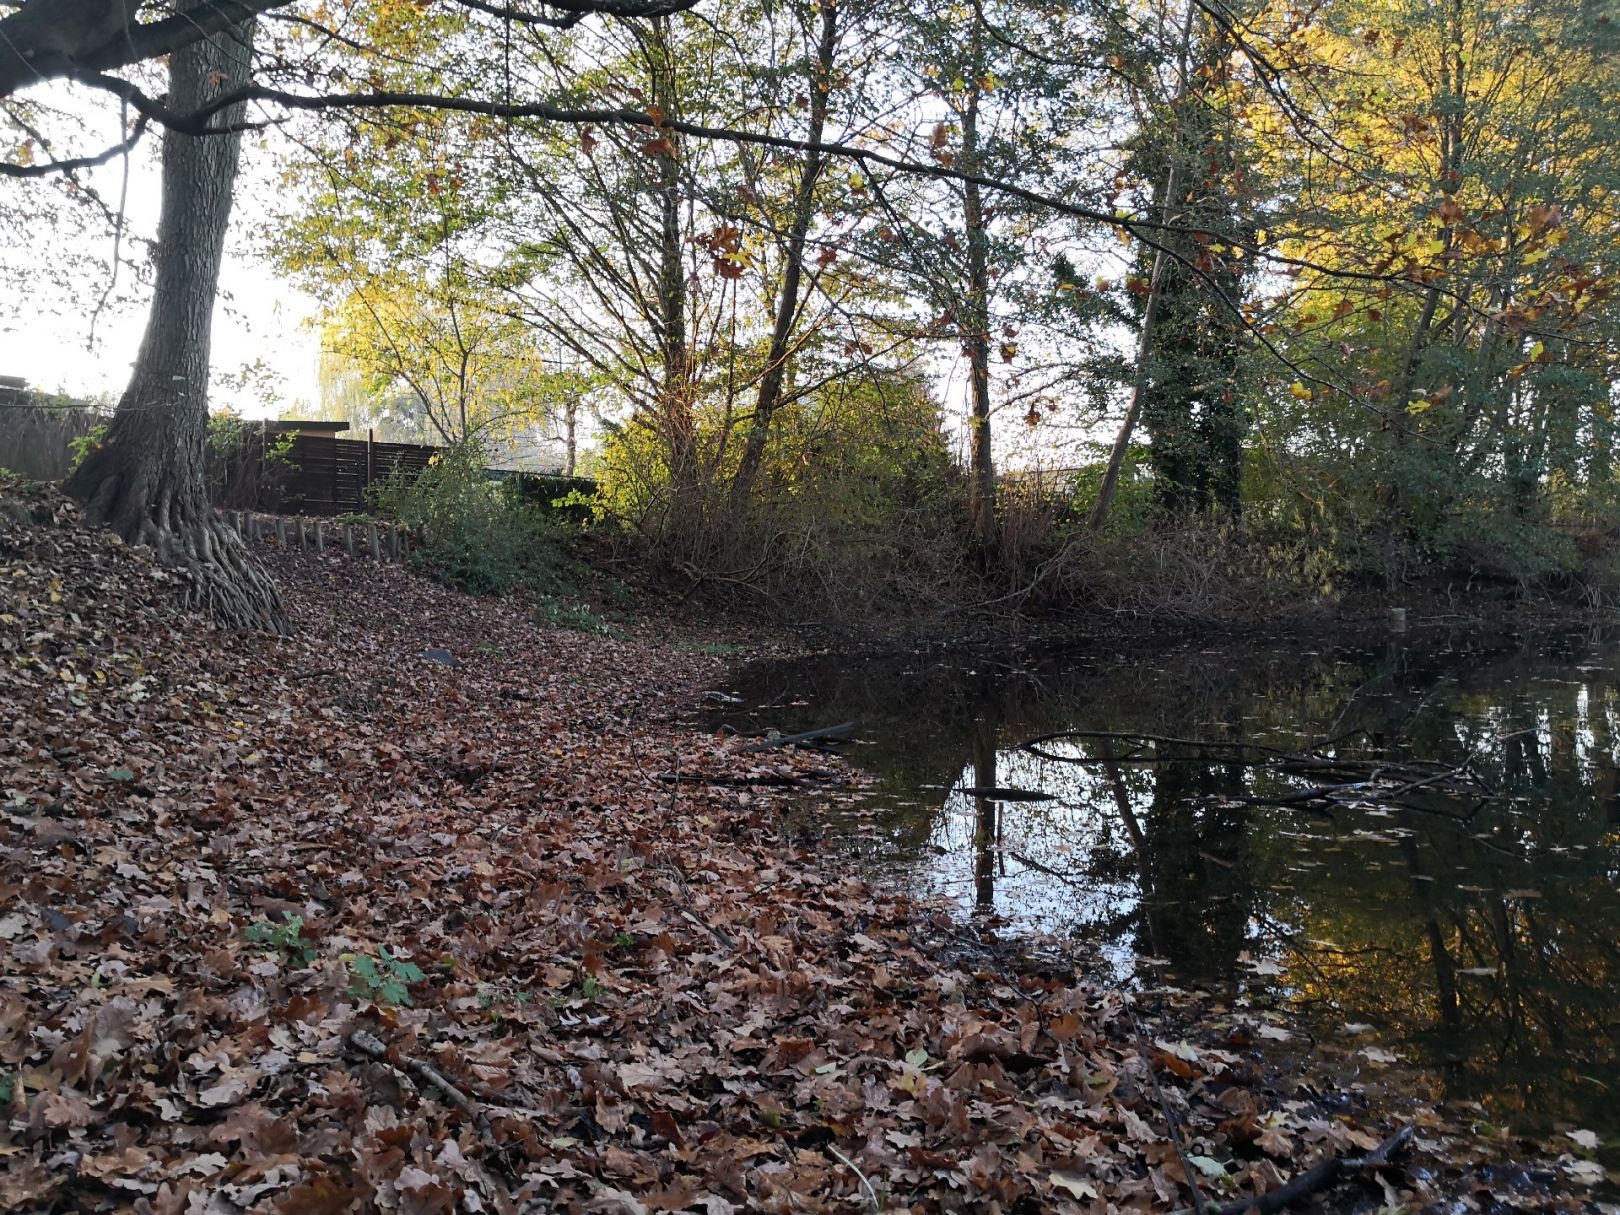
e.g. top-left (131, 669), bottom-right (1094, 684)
top-left (0, 104), bottom-right (322, 420)
top-left (0, 85), bottom-right (1121, 466)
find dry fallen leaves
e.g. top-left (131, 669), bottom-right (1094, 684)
top-left (0, 481), bottom-right (1608, 1213)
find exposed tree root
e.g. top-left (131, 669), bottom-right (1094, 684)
top-left (70, 458), bottom-right (289, 635)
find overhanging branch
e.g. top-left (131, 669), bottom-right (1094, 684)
top-left (0, 0), bottom-right (701, 100)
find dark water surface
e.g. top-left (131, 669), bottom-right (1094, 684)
top-left (721, 632), bottom-right (1620, 1162)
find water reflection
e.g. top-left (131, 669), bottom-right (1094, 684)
top-left (724, 635), bottom-right (1620, 1152)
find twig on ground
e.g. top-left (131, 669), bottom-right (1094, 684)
top-left (348, 1029), bottom-right (496, 1146)
top-left (1167, 1126), bottom-right (1415, 1215)
top-left (1129, 1018), bottom-right (1209, 1215)
top-left (828, 1144), bottom-right (882, 1213)
top-left (679, 906), bottom-right (737, 950)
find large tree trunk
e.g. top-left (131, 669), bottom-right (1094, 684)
top-left (65, 9), bottom-right (285, 633)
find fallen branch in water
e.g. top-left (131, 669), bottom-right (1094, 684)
top-left (1168, 1126), bottom-right (1415, 1215)
top-left (1016, 729), bottom-right (1294, 756)
top-left (1007, 850), bottom-right (1091, 890)
top-left (656, 770), bottom-right (831, 788)
top-left (741, 722), bottom-right (858, 752)
top-left (1013, 729), bottom-right (1501, 813)
top-left (957, 785), bottom-right (1056, 802)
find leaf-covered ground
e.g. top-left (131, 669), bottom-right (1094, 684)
top-left (0, 481), bottom-right (1608, 1214)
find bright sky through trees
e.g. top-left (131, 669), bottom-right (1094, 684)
top-left (1, 109), bottom-right (319, 413)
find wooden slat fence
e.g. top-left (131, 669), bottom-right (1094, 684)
top-left (212, 428), bottom-right (596, 518)
top-left (277, 433), bottom-right (438, 516)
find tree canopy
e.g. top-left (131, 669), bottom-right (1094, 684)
top-left (5, 0), bottom-right (1620, 613)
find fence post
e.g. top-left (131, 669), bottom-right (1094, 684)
top-left (366, 427), bottom-right (375, 501)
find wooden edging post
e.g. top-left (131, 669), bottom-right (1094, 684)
top-left (315, 521), bottom-right (325, 554)
top-left (342, 523), bottom-right (355, 556)
top-left (367, 521), bottom-right (381, 561)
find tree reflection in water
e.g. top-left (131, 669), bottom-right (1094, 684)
top-left (727, 635), bottom-right (1620, 1151)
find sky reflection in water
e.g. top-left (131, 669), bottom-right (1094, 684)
top-left (726, 634), bottom-right (1620, 1153)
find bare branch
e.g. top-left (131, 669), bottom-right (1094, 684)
top-left (0, 109), bottom-right (147, 176)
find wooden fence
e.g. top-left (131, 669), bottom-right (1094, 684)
top-left (274, 433), bottom-right (438, 516)
top-left (225, 510), bottom-right (414, 562)
top-left (218, 431), bottom-right (595, 518)
top-left (0, 400), bottom-right (108, 481)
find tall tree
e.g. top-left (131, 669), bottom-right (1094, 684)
top-left (728, 0), bottom-right (842, 505)
top-left (861, 0), bottom-right (1098, 566)
top-left (1089, 0), bottom-right (1259, 526)
top-left (1133, 21), bottom-right (1257, 518)
top-left (64, 8), bottom-right (285, 631)
top-left (1257, 0), bottom-right (1620, 578)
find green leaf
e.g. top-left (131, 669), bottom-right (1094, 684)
top-left (1187, 1155), bottom-right (1230, 1180)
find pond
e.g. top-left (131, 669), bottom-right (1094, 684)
top-left (718, 632), bottom-right (1620, 1167)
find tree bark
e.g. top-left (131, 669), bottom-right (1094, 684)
top-left (730, 0), bottom-right (839, 507)
top-left (65, 7), bottom-right (285, 633)
top-left (1090, 0), bottom-right (1199, 530)
top-left (1089, 236), bottom-right (1173, 529)
top-left (564, 398), bottom-right (578, 477)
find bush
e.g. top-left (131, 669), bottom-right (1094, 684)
top-left (375, 442), bottom-right (566, 595)
top-left (591, 371), bottom-right (974, 631)
top-left (498, 472), bottom-right (599, 524)
top-left (67, 423), bottom-right (108, 473)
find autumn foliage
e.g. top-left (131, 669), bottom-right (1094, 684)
top-left (0, 476), bottom-right (1434, 1212)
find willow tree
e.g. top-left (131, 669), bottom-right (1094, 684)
top-left (64, 9), bottom-right (286, 632)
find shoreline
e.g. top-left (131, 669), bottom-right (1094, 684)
top-left (1, 478), bottom-right (1610, 1212)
